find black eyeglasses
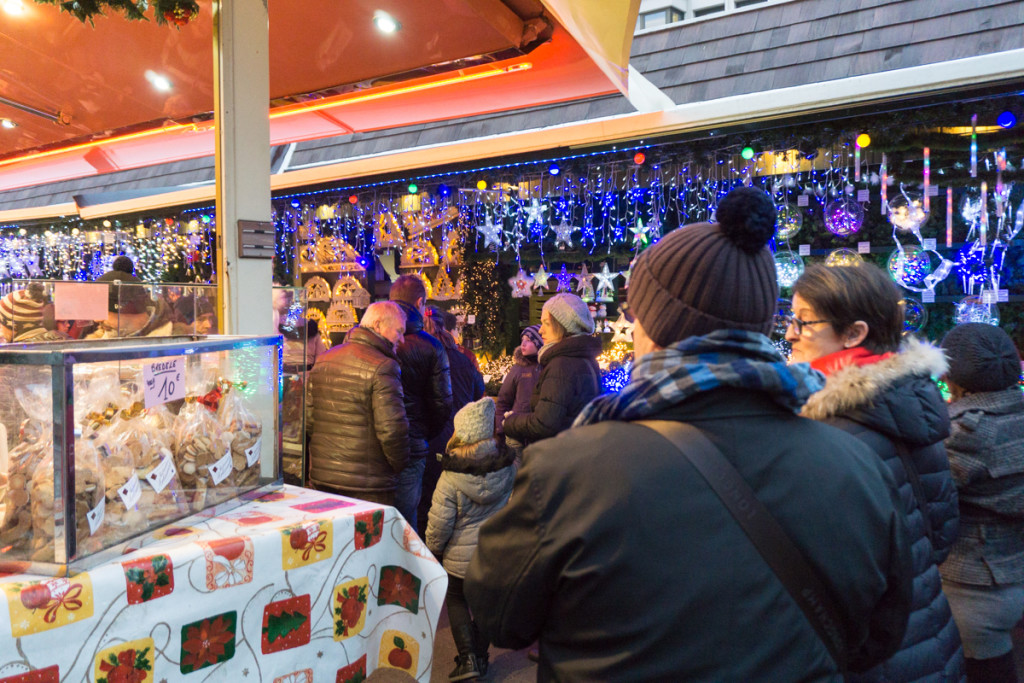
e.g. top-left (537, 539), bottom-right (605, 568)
top-left (785, 315), bottom-right (832, 335)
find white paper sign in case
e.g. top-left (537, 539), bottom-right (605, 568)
top-left (143, 357), bottom-right (186, 408)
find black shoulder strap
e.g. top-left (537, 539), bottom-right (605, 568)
top-left (892, 440), bottom-right (934, 545)
top-left (638, 419), bottom-right (849, 673)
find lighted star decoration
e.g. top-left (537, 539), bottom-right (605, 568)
top-left (576, 264), bottom-right (594, 294)
top-left (476, 213), bottom-right (503, 250)
top-left (532, 264), bottom-right (551, 291)
top-left (553, 220), bottom-right (578, 249)
top-left (621, 255), bottom-right (639, 289)
top-left (524, 198), bottom-right (548, 228)
top-left (610, 312), bottom-right (635, 343)
top-left (553, 264), bottom-right (575, 293)
top-left (594, 262), bottom-right (619, 291)
top-left (508, 268), bottom-right (532, 298)
top-left (629, 217), bottom-right (653, 247)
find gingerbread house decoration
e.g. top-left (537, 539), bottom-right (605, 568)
top-left (305, 276), bottom-right (332, 302)
top-left (324, 301), bottom-right (358, 333)
top-left (333, 275), bottom-right (373, 310)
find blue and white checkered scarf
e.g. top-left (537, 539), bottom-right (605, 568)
top-left (573, 329), bottom-right (826, 427)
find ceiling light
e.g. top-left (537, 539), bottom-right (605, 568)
top-left (2, 0), bottom-right (26, 16)
top-left (0, 119), bottom-right (16, 129)
top-left (144, 70), bottom-right (173, 93)
top-left (373, 10), bottom-right (400, 33)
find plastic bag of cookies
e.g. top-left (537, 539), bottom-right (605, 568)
top-left (174, 396), bottom-right (236, 511)
top-left (217, 381), bottom-right (263, 490)
top-left (0, 385), bottom-right (52, 554)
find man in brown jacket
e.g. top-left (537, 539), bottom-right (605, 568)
top-left (307, 301), bottom-right (410, 505)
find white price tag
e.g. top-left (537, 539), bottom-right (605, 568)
top-left (998, 289), bottom-right (1009, 303)
top-left (982, 290), bottom-right (998, 304)
top-left (146, 455), bottom-right (177, 493)
top-left (797, 194), bottom-right (809, 207)
top-left (209, 450), bottom-right (234, 485)
top-left (118, 475), bottom-right (141, 509)
top-left (857, 242), bottom-right (871, 254)
top-left (927, 185), bottom-right (940, 196)
top-left (856, 189), bottom-right (870, 203)
top-left (922, 238), bottom-right (937, 251)
top-left (466, 314), bottom-right (476, 324)
top-left (87, 499), bottom-right (105, 535)
top-left (143, 357), bottom-right (185, 408)
top-left (244, 438), bottom-right (262, 468)
top-left (922, 291), bottom-right (935, 303)
top-left (798, 244), bottom-right (810, 256)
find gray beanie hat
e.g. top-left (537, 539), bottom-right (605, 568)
top-left (542, 293), bottom-right (595, 336)
top-left (941, 323), bottom-right (1021, 393)
top-left (448, 397), bottom-right (496, 449)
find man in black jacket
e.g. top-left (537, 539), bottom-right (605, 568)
top-left (389, 275), bottom-right (453, 528)
top-left (466, 187), bottom-right (914, 682)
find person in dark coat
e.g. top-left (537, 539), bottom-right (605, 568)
top-left (501, 294), bottom-right (600, 448)
top-left (306, 301), bottom-right (410, 505)
top-left (939, 323), bottom-right (1024, 683)
top-left (793, 263), bottom-right (964, 683)
top-left (418, 306), bottom-right (485, 537)
top-left (494, 324), bottom-right (542, 465)
top-left (466, 187), bottom-right (914, 682)
top-left (389, 275), bottom-right (453, 528)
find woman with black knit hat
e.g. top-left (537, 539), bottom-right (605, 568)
top-left (467, 186), bottom-right (912, 682)
top-left (501, 293), bottom-right (600, 448)
top-left (940, 323), bottom-right (1024, 683)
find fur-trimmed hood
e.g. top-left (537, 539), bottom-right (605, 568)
top-left (441, 438), bottom-right (516, 504)
top-left (513, 345), bottom-right (538, 367)
top-left (801, 337), bottom-right (950, 446)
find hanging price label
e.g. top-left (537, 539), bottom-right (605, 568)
top-left (118, 475), bottom-right (141, 509)
top-left (244, 438), bottom-right (262, 468)
top-left (798, 244), bottom-right (810, 256)
top-left (922, 291), bottom-right (935, 303)
top-left (797, 194), bottom-right (809, 207)
top-left (998, 289), bottom-right (1009, 303)
top-left (856, 189), bottom-right (870, 203)
top-left (209, 450), bottom-right (234, 485)
top-left (922, 238), bottom-right (937, 250)
top-left (87, 499), bottom-right (105, 535)
top-left (146, 455), bottom-right (177, 493)
top-left (927, 185), bottom-right (940, 196)
top-left (143, 357), bottom-right (185, 408)
top-left (857, 242), bottom-right (871, 254)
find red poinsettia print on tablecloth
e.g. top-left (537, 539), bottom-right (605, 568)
top-left (121, 554), bottom-right (173, 604)
top-left (377, 566), bottom-right (421, 613)
top-left (335, 655), bottom-right (367, 683)
top-left (0, 665), bottom-right (60, 683)
top-left (179, 611), bottom-right (236, 674)
top-left (353, 509), bottom-right (384, 550)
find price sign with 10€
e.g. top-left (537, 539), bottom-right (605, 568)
top-left (143, 356), bottom-right (186, 408)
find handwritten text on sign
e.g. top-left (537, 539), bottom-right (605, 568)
top-left (143, 357), bottom-right (186, 408)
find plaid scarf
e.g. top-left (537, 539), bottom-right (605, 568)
top-left (574, 329), bottom-right (826, 426)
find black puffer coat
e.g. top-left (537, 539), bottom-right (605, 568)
top-left (803, 338), bottom-right (964, 683)
top-left (393, 300), bottom-right (453, 460)
top-left (502, 334), bottom-right (601, 446)
top-left (307, 326), bottom-right (410, 495)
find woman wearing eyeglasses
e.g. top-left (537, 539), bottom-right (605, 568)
top-left (791, 263), bottom-right (965, 683)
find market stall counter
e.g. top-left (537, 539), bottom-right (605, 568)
top-left (0, 485), bottom-right (447, 683)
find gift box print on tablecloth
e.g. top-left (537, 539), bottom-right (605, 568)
top-left (94, 638), bottom-right (154, 683)
top-left (261, 595), bottom-right (311, 654)
top-left (290, 498), bottom-right (354, 514)
top-left (121, 554), bottom-right (173, 604)
top-left (180, 611), bottom-right (236, 674)
top-left (274, 669), bottom-right (312, 683)
top-left (280, 520), bottom-right (332, 568)
top-left (199, 536), bottom-right (254, 590)
top-left (4, 575), bottom-right (94, 637)
top-left (353, 509), bottom-right (384, 550)
top-left (377, 566), bottom-right (420, 613)
top-left (0, 665), bottom-right (60, 683)
top-left (335, 655), bottom-right (367, 683)
top-left (378, 631), bottom-right (418, 676)
top-left (333, 578), bottom-right (369, 641)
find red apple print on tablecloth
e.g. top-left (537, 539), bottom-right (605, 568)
top-left (261, 594), bottom-right (311, 654)
top-left (335, 655), bottom-right (367, 683)
top-left (377, 630), bottom-right (418, 674)
top-left (122, 554), bottom-right (174, 604)
top-left (0, 665), bottom-right (60, 683)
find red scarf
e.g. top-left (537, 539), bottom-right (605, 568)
top-left (810, 347), bottom-right (893, 376)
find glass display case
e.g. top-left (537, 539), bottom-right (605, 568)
top-left (273, 286), bottom-right (311, 486)
top-left (0, 335), bottom-right (281, 574)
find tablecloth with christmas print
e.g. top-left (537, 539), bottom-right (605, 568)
top-left (0, 485), bottom-right (447, 683)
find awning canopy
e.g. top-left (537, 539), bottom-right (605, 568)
top-left (0, 0), bottom-right (639, 194)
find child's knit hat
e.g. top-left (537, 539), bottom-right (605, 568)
top-left (449, 397), bottom-right (495, 448)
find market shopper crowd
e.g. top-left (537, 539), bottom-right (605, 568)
top-left (304, 187), bottom-right (1023, 682)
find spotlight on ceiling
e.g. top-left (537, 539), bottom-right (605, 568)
top-left (144, 70), bottom-right (173, 93)
top-left (1, 0), bottom-right (26, 16)
top-left (373, 10), bottom-right (400, 33)
top-left (0, 119), bottom-right (16, 129)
